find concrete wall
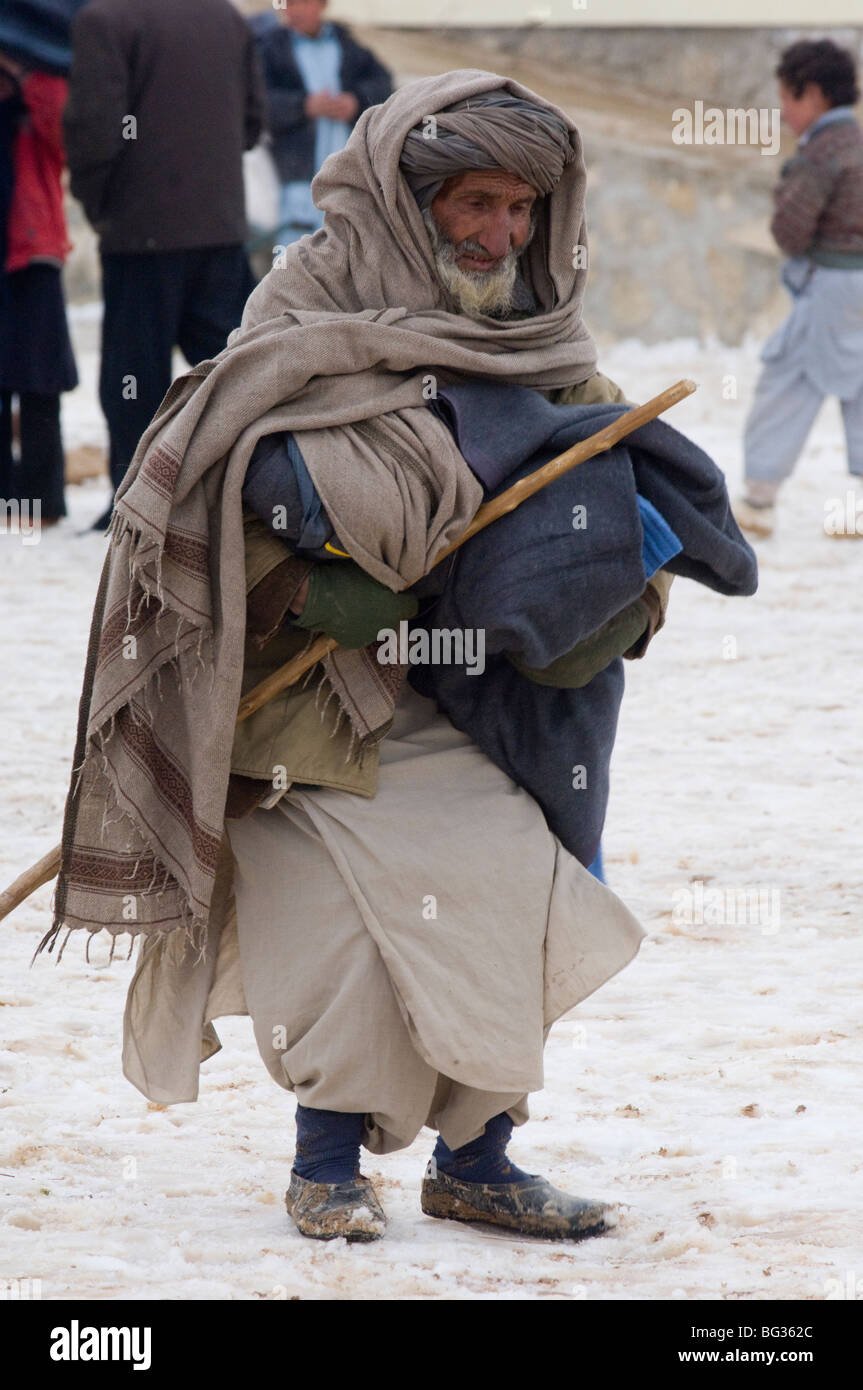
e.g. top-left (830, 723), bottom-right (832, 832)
top-left (242, 0), bottom-right (863, 26)
top-left (438, 24), bottom-right (863, 110)
top-left (583, 146), bottom-right (784, 348)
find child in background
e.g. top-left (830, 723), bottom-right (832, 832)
top-left (0, 47), bottom-right (77, 527)
top-left (735, 39), bottom-right (863, 538)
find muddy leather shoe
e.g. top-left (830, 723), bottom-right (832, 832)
top-left (285, 1171), bottom-right (386, 1243)
top-left (421, 1166), bottom-right (617, 1241)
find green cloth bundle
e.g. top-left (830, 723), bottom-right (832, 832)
top-left (506, 595), bottom-right (651, 689)
top-left (294, 561), bottom-right (418, 650)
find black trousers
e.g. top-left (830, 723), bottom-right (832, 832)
top-left (0, 391), bottom-right (66, 520)
top-left (99, 244), bottom-right (254, 492)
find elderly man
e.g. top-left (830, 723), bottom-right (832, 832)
top-left (43, 71), bottom-right (754, 1248)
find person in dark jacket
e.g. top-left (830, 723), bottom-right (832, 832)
top-left (0, 46), bottom-right (78, 528)
top-left (63, 0), bottom-right (265, 528)
top-left (254, 0), bottom-right (391, 245)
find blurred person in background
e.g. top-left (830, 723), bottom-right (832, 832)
top-left (0, 10), bottom-right (80, 529)
top-left (63, 0), bottom-right (265, 530)
top-left (735, 39), bottom-right (863, 538)
top-left (254, 0), bottom-right (391, 246)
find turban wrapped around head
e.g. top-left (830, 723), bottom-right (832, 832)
top-left (241, 69), bottom-right (596, 371)
top-left (398, 90), bottom-right (575, 210)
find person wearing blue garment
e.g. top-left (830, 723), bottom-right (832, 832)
top-left (254, 0), bottom-right (392, 245)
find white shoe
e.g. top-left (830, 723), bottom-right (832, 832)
top-left (733, 496), bottom-right (775, 537)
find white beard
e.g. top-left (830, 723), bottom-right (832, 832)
top-left (422, 207), bottom-right (531, 320)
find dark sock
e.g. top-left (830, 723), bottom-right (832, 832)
top-left (431, 1112), bottom-right (533, 1184)
top-left (292, 1104), bottom-right (364, 1184)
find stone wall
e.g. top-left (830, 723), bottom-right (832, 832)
top-left (431, 25), bottom-right (863, 111)
top-left (582, 146), bottom-right (783, 348)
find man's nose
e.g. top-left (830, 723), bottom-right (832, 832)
top-left (478, 214), bottom-right (516, 261)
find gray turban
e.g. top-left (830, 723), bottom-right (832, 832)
top-left (399, 90), bottom-right (574, 211)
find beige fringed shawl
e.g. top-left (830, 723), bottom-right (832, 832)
top-left (42, 68), bottom-right (598, 959)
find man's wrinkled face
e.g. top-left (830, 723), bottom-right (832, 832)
top-left (425, 169), bottom-right (539, 318)
top-left (431, 170), bottom-right (538, 269)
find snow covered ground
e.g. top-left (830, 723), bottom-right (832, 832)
top-left (1, 314), bottom-right (861, 1301)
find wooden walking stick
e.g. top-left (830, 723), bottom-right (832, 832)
top-left (0, 378), bottom-right (696, 923)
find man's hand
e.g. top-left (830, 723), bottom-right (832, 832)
top-left (288, 575), bottom-right (310, 615)
top-left (304, 90), bottom-right (334, 118)
top-left (292, 561), bottom-right (418, 649)
top-left (304, 90), bottom-right (359, 122)
top-left (325, 92), bottom-right (359, 122)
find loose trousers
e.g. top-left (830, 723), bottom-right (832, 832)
top-left (744, 361), bottom-right (863, 490)
top-left (744, 264), bottom-right (863, 491)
